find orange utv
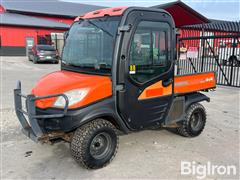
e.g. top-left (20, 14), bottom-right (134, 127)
top-left (14, 7), bottom-right (216, 169)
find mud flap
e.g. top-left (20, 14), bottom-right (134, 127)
top-left (165, 96), bottom-right (185, 125)
top-left (165, 93), bottom-right (210, 125)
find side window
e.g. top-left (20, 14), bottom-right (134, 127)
top-left (129, 21), bottom-right (171, 83)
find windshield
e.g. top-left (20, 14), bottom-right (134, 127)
top-left (62, 16), bottom-right (121, 74)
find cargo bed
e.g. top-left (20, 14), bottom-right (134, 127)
top-left (174, 71), bottom-right (216, 94)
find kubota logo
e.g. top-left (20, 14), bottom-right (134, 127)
top-left (205, 77), bottom-right (214, 82)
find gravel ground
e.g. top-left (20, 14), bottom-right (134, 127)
top-left (0, 56), bottom-right (239, 179)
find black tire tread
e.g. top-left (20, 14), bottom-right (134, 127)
top-left (177, 103), bottom-right (206, 137)
top-left (71, 119), bottom-right (119, 169)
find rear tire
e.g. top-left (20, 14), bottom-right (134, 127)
top-left (177, 103), bottom-right (206, 137)
top-left (70, 119), bottom-right (119, 169)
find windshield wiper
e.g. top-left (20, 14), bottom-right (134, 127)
top-left (87, 20), bottom-right (114, 38)
top-left (63, 61), bottom-right (90, 67)
top-left (63, 61), bottom-right (111, 70)
top-left (96, 63), bottom-right (111, 69)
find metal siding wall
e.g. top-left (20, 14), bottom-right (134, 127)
top-left (0, 26), bottom-right (65, 47)
top-left (0, 25), bottom-right (66, 56)
top-left (30, 15), bottom-right (74, 25)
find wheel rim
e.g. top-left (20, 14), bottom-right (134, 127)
top-left (90, 132), bottom-right (112, 159)
top-left (190, 110), bottom-right (203, 131)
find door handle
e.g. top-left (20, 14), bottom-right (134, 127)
top-left (162, 78), bottom-right (173, 87)
top-left (116, 84), bottom-right (125, 91)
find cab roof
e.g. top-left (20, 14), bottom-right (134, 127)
top-left (74, 7), bottom-right (128, 21)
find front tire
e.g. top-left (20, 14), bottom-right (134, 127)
top-left (70, 119), bottom-right (119, 169)
top-left (177, 103), bottom-right (206, 137)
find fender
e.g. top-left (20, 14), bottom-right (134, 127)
top-left (165, 92), bottom-right (210, 125)
top-left (58, 98), bottom-right (130, 134)
top-left (185, 92), bottom-right (210, 110)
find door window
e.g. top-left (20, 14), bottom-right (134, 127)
top-left (129, 21), bottom-right (171, 83)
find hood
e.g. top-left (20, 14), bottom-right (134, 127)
top-left (32, 70), bottom-right (112, 109)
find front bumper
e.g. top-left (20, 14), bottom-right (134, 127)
top-left (14, 81), bottom-right (69, 142)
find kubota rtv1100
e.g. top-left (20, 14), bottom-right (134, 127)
top-left (14, 7), bottom-right (216, 169)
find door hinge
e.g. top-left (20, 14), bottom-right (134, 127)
top-left (118, 25), bottom-right (131, 33)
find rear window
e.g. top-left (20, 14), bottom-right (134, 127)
top-left (37, 45), bottom-right (55, 51)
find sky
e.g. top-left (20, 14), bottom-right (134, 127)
top-left (63, 0), bottom-right (240, 21)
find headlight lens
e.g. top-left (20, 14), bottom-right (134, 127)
top-left (54, 89), bottom-right (89, 108)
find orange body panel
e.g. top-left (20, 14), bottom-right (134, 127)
top-left (138, 72), bottom-right (216, 100)
top-left (138, 81), bottom-right (172, 100)
top-left (74, 7), bottom-right (128, 21)
top-left (174, 72), bottom-right (216, 94)
top-left (32, 70), bottom-right (215, 109)
top-left (32, 71), bottom-right (112, 109)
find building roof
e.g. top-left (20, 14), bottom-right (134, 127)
top-left (0, 12), bottom-right (70, 29)
top-left (1, 0), bottom-right (106, 18)
top-left (183, 19), bottom-right (240, 33)
top-left (151, 1), bottom-right (210, 27)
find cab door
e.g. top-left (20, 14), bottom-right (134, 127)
top-left (117, 10), bottom-right (175, 130)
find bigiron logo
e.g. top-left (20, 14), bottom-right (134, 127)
top-left (181, 161), bottom-right (237, 179)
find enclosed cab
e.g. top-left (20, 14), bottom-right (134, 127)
top-left (14, 7), bottom-right (216, 169)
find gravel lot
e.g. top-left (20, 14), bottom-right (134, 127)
top-left (1, 56), bottom-right (239, 179)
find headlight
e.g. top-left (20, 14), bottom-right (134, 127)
top-left (54, 89), bottom-right (89, 108)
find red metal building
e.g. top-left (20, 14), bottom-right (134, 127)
top-left (0, 0), bottom-right (105, 56)
top-left (0, 0), bottom-right (239, 56)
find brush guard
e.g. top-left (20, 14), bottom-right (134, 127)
top-left (14, 81), bottom-right (69, 142)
